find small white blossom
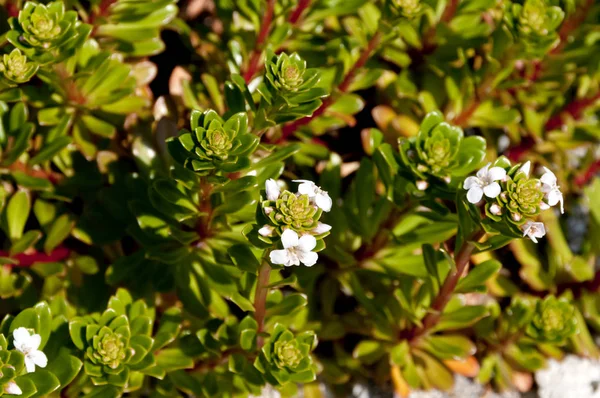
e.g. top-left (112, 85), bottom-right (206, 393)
top-left (294, 180), bottom-right (332, 212)
top-left (263, 206), bottom-right (273, 214)
top-left (258, 225), bottom-right (275, 237)
top-left (540, 167), bottom-right (564, 214)
top-left (269, 229), bottom-right (318, 267)
top-left (416, 180), bottom-right (429, 191)
top-left (519, 160), bottom-right (531, 177)
top-left (512, 213), bottom-right (522, 222)
top-left (312, 222), bottom-right (332, 235)
top-left (489, 203), bottom-right (502, 215)
top-left (265, 179), bottom-right (280, 201)
top-left (522, 221), bottom-right (546, 243)
top-left (4, 381), bottom-right (22, 395)
top-left (13, 327), bottom-right (48, 373)
top-left (463, 163), bottom-right (507, 204)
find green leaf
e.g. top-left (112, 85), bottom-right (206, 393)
top-left (434, 305), bottom-right (488, 331)
top-left (28, 136), bottom-right (72, 165)
top-left (44, 214), bottom-right (75, 254)
top-left (419, 335), bottom-right (476, 360)
top-left (155, 348), bottom-right (195, 372)
top-left (19, 370), bottom-right (60, 397)
top-left (352, 340), bottom-right (386, 364)
top-left (45, 349), bottom-right (83, 387)
top-left (227, 244), bottom-right (260, 273)
top-left (3, 191), bottom-right (31, 242)
top-left (10, 230), bottom-right (42, 256)
top-left (247, 144), bottom-right (301, 171)
top-left (456, 259), bottom-right (501, 293)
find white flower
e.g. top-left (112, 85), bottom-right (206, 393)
top-left (519, 160), bottom-right (531, 177)
top-left (258, 225), bottom-right (275, 237)
top-left (269, 229), bottom-right (318, 267)
top-left (13, 327), bottom-right (48, 373)
top-left (4, 381), bottom-right (22, 395)
top-left (293, 180), bottom-right (332, 212)
top-left (265, 179), bottom-right (280, 201)
top-left (312, 222), bottom-right (332, 235)
top-left (416, 180), bottom-right (429, 191)
top-left (540, 167), bottom-right (564, 214)
top-left (489, 203), bottom-right (502, 215)
top-left (463, 163), bottom-right (507, 204)
top-left (522, 221), bottom-right (546, 243)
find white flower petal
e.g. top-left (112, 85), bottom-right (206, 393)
top-left (312, 222), bottom-right (332, 234)
top-left (269, 249), bottom-right (289, 266)
top-left (24, 356), bottom-right (36, 373)
top-left (27, 334), bottom-right (41, 351)
top-left (4, 381), bottom-right (22, 395)
top-left (483, 182), bottom-right (501, 198)
top-left (258, 225), bottom-right (274, 237)
top-left (463, 176), bottom-right (481, 190)
top-left (476, 163), bottom-right (491, 178)
top-left (298, 251), bottom-right (318, 267)
top-left (30, 350), bottom-right (47, 368)
top-left (540, 167), bottom-right (557, 186)
top-left (296, 181), bottom-right (317, 197)
top-left (297, 234), bottom-right (317, 252)
top-left (13, 327), bottom-right (30, 347)
top-left (265, 179), bottom-right (280, 201)
top-left (540, 202), bottom-right (550, 210)
top-left (466, 186), bottom-right (484, 204)
top-left (519, 161), bottom-right (531, 177)
top-left (547, 190), bottom-right (561, 206)
top-left (488, 167), bottom-right (507, 182)
top-left (315, 193), bottom-right (332, 212)
top-left (280, 229), bottom-right (299, 249)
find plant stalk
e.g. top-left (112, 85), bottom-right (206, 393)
top-left (409, 229), bottom-right (485, 341)
top-left (254, 259), bottom-right (272, 347)
top-left (243, 0), bottom-right (276, 83)
top-left (278, 30), bottom-right (383, 141)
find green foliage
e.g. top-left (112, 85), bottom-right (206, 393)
top-left (398, 111), bottom-right (486, 181)
top-left (0, 0), bottom-right (598, 396)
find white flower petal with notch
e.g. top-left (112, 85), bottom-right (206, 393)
top-left (265, 179), bottom-right (280, 201)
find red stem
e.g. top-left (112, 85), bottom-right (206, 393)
top-left (0, 246), bottom-right (70, 267)
top-left (407, 229), bottom-right (485, 341)
top-left (574, 159), bottom-right (600, 187)
top-left (254, 260), bottom-right (271, 347)
top-left (552, 0), bottom-right (593, 54)
top-left (88, 0), bottom-right (117, 25)
top-left (545, 92), bottom-right (600, 131)
top-left (288, 0), bottom-right (311, 25)
top-left (279, 31), bottom-right (383, 141)
top-left (243, 0), bottom-right (276, 83)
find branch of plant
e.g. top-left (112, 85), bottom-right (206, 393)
top-left (243, 0), bottom-right (276, 83)
top-left (0, 246), bottom-right (71, 268)
top-left (278, 30), bottom-right (383, 142)
top-left (288, 0), bottom-right (311, 25)
top-left (408, 228), bottom-right (486, 342)
top-left (254, 258), bottom-right (272, 348)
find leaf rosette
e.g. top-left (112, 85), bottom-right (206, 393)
top-left (168, 110), bottom-right (259, 176)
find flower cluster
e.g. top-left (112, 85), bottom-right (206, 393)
top-left (398, 111), bottom-right (486, 183)
top-left (254, 324), bottom-right (317, 386)
top-left (526, 296), bottom-right (577, 344)
top-left (463, 159), bottom-right (564, 243)
top-left (168, 110), bottom-right (260, 176)
top-left (0, 49), bottom-right (38, 85)
top-left (506, 0), bottom-right (565, 57)
top-left (0, 328), bottom-right (49, 395)
top-left (7, 0), bottom-right (91, 64)
top-left (258, 179), bottom-right (332, 267)
top-left (69, 289), bottom-right (155, 387)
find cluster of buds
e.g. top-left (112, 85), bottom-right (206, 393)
top-left (463, 159), bottom-right (563, 243)
top-left (257, 179), bottom-right (332, 267)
